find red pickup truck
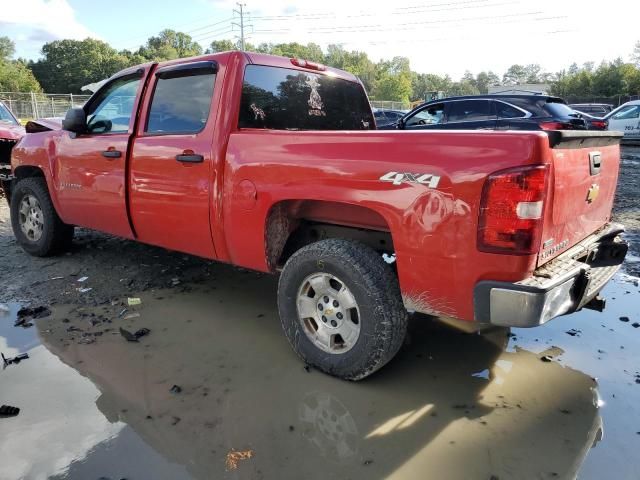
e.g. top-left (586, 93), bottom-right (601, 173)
top-left (3, 51), bottom-right (627, 380)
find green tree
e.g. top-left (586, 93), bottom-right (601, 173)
top-left (475, 71), bottom-right (500, 94)
top-left (267, 42), bottom-right (324, 63)
top-left (30, 38), bottom-right (130, 93)
top-left (324, 45), bottom-right (376, 92)
top-left (206, 39), bottom-right (237, 53)
top-left (411, 72), bottom-right (452, 100)
top-left (0, 59), bottom-right (42, 92)
top-left (137, 29), bottom-right (202, 61)
top-left (0, 36), bottom-right (16, 61)
top-left (372, 57), bottom-right (412, 102)
top-left (632, 41), bottom-right (640, 67)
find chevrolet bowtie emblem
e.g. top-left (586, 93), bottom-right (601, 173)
top-left (586, 184), bottom-right (600, 204)
top-left (324, 309), bottom-right (334, 315)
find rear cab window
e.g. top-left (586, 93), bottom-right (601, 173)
top-left (239, 65), bottom-right (374, 130)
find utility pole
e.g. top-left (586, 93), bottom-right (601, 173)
top-left (233, 3), bottom-right (247, 51)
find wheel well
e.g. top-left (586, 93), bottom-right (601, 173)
top-left (14, 166), bottom-right (45, 180)
top-left (265, 200), bottom-right (395, 270)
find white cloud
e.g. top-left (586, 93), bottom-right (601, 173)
top-left (0, 0), bottom-right (97, 43)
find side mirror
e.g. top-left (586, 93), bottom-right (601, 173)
top-left (62, 107), bottom-right (87, 134)
top-left (396, 118), bottom-right (405, 129)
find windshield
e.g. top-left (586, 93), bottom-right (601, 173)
top-left (0, 103), bottom-right (19, 125)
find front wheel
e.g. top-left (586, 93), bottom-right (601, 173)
top-left (10, 177), bottom-right (74, 257)
top-left (278, 239), bottom-right (408, 381)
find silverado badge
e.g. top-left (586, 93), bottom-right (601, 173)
top-left (586, 184), bottom-right (600, 204)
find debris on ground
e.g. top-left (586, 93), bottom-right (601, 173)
top-left (119, 327), bottom-right (150, 342)
top-left (16, 306), bottom-right (51, 324)
top-left (77, 287), bottom-right (92, 293)
top-left (0, 303), bottom-right (9, 314)
top-left (540, 355), bottom-right (553, 362)
top-left (620, 316), bottom-right (630, 322)
top-left (77, 276), bottom-right (89, 283)
top-left (123, 312), bottom-right (140, 320)
top-left (1, 352), bottom-right (29, 367)
top-left (225, 449), bottom-right (253, 470)
top-left (127, 297), bottom-right (142, 306)
top-left (566, 329), bottom-right (581, 337)
top-left (0, 405), bottom-right (20, 417)
top-left (170, 385), bottom-right (182, 394)
top-left (633, 323), bottom-right (640, 328)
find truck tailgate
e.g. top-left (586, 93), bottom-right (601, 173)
top-left (538, 131), bottom-right (623, 266)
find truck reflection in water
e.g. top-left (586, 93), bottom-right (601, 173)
top-left (14, 266), bottom-right (601, 480)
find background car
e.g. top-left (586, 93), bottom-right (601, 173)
top-left (373, 109), bottom-right (405, 127)
top-left (1, 100), bottom-right (26, 167)
top-left (569, 103), bottom-right (614, 116)
top-left (382, 95), bottom-right (591, 131)
top-left (605, 100), bottom-right (640, 141)
top-left (573, 110), bottom-right (608, 130)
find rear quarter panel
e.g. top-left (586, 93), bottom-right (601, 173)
top-left (223, 130), bottom-right (550, 321)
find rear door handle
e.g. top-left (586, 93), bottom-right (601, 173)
top-left (176, 153), bottom-right (204, 163)
top-left (101, 150), bottom-right (121, 158)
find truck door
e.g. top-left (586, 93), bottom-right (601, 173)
top-left (54, 70), bottom-right (147, 238)
top-left (129, 61), bottom-right (218, 259)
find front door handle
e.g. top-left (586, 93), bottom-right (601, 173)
top-left (176, 153), bottom-right (204, 163)
top-left (101, 150), bottom-right (121, 158)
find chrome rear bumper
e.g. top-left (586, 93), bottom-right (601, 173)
top-left (474, 223), bottom-right (628, 328)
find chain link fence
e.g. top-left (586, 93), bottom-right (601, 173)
top-left (370, 100), bottom-right (411, 111)
top-left (0, 92), bottom-right (92, 121)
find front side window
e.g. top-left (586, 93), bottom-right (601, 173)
top-left (447, 100), bottom-right (494, 122)
top-left (146, 71), bottom-right (216, 134)
top-left (405, 103), bottom-right (445, 126)
top-left (0, 103), bottom-right (18, 125)
top-left (86, 76), bottom-right (140, 134)
top-left (612, 105), bottom-right (640, 120)
top-left (239, 65), bottom-right (374, 130)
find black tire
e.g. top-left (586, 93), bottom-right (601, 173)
top-left (278, 239), bottom-right (408, 381)
top-left (10, 177), bottom-right (74, 256)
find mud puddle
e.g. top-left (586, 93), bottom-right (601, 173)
top-left (1, 264), bottom-right (617, 480)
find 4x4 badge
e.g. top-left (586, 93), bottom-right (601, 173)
top-left (380, 172), bottom-right (441, 188)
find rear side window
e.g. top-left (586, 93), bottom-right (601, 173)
top-left (447, 100), bottom-right (494, 122)
top-left (543, 101), bottom-right (576, 118)
top-left (146, 71), bottom-right (215, 134)
top-left (239, 65), bottom-right (374, 130)
top-left (496, 102), bottom-right (526, 119)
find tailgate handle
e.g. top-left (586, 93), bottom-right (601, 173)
top-left (101, 150), bottom-right (121, 159)
top-left (589, 151), bottom-right (601, 175)
top-left (176, 153), bottom-right (204, 163)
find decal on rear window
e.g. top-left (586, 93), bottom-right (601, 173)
top-left (306, 76), bottom-right (326, 117)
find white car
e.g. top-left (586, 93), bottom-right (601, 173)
top-left (606, 100), bottom-right (640, 141)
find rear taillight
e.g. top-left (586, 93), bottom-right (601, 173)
top-left (539, 121), bottom-right (575, 130)
top-left (590, 120), bottom-right (608, 129)
top-left (478, 165), bottom-right (549, 254)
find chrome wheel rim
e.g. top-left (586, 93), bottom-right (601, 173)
top-left (296, 273), bottom-right (361, 354)
top-left (18, 194), bottom-right (44, 242)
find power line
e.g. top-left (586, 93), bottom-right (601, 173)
top-left (232, 3), bottom-right (252, 51)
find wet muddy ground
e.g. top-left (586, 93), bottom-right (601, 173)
top-left (1, 147), bottom-right (639, 480)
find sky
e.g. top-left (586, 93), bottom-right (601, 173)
top-left (1, 0), bottom-right (639, 79)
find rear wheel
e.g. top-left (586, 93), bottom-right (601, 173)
top-left (278, 239), bottom-right (408, 380)
top-left (10, 177), bottom-right (74, 256)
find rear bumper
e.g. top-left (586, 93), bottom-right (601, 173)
top-left (474, 223), bottom-right (628, 327)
